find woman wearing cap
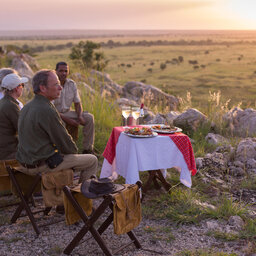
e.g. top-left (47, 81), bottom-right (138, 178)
top-left (0, 73), bottom-right (28, 160)
top-left (0, 68), bottom-right (24, 109)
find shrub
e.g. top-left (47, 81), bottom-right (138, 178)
top-left (69, 40), bottom-right (108, 71)
top-left (160, 63), bottom-right (166, 70)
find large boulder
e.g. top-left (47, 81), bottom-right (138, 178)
top-left (166, 111), bottom-right (181, 123)
top-left (173, 108), bottom-right (208, 131)
top-left (147, 113), bottom-right (166, 124)
top-left (205, 133), bottom-right (229, 145)
top-left (122, 81), bottom-right (179, 111)
top-left (116, 97), bottom-right (138, 107)
top-left (89, 70), bottom-right (123, 96)
top-left (12, 57), bottom-right (34, 79)
top-left (234, 138), bottom-right (256, 175)
top-left (223, 107), bottom-right (256, 137)
top-left (20, 54), bottom-right (39, 71)
top-left (235, 138), bottom-right (256, 163)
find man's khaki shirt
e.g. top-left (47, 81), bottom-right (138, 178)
top-left (16, 94), bottom-right (78, 165)
top-left (0, 94), bottom-right (20, 160)
top-left (53, 78), bottom-right (81, 113)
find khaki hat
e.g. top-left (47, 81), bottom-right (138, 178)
top-left (1, 73), bottom-right (28, 90)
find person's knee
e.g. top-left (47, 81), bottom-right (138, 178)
top-left (91, 155), bottom-right (98, 169)
top-left (83, 112), bottom-right (94, 124)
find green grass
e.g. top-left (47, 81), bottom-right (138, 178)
top-left (77, 78), bottom-right (122, 153)
top-left (205, 197), bottom-right (248, 220)
top-left (143, 225), bottom-right (175, 242)
top-left (142, 187), bottom-right (207, 224)
top-left (240, 177), bottom-right (256, 190)
top-left (206, 230), bottom-right (239, 241)
top-left (239, 218), bottom-right (256, 241)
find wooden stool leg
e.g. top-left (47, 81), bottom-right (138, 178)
top-left (7, 167), bottom-right (41, 235)
top-left (63, 186), bottom-right (113, 256)
top-left (127, 230), bottom-right (142, 249)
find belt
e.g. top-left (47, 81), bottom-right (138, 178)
top-left (20, 161), bottom-right (44, 169)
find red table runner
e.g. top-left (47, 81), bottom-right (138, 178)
top-left (103, 126), bottom-right (197, 176)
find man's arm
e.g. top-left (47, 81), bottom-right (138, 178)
top-left (42, 108), bottom-right (78, 154)
top-left (74, 102), bottom-right (85, 125)
top-left (59, 112), bottom-right (80, 127)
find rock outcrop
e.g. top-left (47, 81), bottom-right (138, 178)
top-left (223, 107), bottom-right (256, 137)
top-left (173, 108), bottom-right (208, 131)
top-left (122, 81), bottom-right (180, 111)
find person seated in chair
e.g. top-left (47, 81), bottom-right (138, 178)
top-left (16, 69), bottom-right (98, 184)
top-left (0, 68), bottom-right (24, 109)
top-left (0, 73), bottom-right (28, 160)
top-left (53, 62), bottom-right (95, 154)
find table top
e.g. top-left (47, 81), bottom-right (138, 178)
top-left (103, 126), bottom-right (197, 176)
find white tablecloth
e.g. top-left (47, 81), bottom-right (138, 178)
top-left (100, 132), bottom-right (192, 187)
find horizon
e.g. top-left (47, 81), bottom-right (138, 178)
top-left (1, 1), bottom-right (256, 31)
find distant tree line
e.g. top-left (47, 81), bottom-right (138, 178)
top-left (3, 38), bottom-right (256, 56)
top-left (1, 42), bottom-right (74, 56)
top-left (101, 39), bottom-right (256, 48)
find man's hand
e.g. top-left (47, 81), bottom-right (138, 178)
top-left (60, 113), bottom-right (80, 127)
top-left (78, 115), bottom-right (86, 125)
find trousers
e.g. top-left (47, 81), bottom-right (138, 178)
top-left (62, 111), bottom-right (94, 151)
top-left (18, 154), bottom-right (98, 183)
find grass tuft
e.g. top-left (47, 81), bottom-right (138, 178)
top-left (205, 196), bottom-right (248, 220)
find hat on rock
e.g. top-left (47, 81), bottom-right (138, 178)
top-left (81, 177), bottom-right (125, 199)
top-left (1, 73), bottom-right (28, 90)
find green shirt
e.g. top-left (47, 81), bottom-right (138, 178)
top-left (16, 94), bottom-right (77, 165)
top-left (0, 94), bottom-right (20, 160)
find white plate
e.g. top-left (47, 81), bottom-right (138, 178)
top-left (151, 126), bottom-right (182, 134)
top-left (123, 131), bottom-right (158, 138)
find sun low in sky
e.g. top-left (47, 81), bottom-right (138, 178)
top-left (1, 0), bottom-right (256, 30)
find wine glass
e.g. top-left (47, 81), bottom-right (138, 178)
top-left (122, 106), bottom-right (131, 127)
top-left (132, 107), bottom-right (140, 125)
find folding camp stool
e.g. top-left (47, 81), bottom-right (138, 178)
top-left (0, 159), bottom-right (19, 195)
top-left (6, 166), bottom-right (66, 235)
top-left (63, 181), bottom-right (142, 256)
top-left (142, 169), bottom-right (171, 196)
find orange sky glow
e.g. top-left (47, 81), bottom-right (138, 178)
top-left (1, 0), bottom-right (256, 30)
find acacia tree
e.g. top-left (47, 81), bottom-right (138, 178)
top-left (69, 40), bottom-right (108, 71)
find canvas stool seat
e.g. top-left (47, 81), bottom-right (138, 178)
top-left (0, 159), bottom-right (20, 194)
top-left (6, 165), bottom-right (73, 235)
top-left (63, 179), bottom-right (142, 256)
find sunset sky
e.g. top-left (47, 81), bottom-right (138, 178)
top-left (1, 0), bottom-right (256, 30)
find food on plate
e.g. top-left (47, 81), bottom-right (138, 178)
top-left (151, 124), bottom-right (181, 133)
top-left (124, 127), bottom-right (153, 135)
top-left (151, 125), bottom-right (162, 130)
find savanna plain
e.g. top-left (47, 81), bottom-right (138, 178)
top-left (0, 30), bottom-right (256, 256)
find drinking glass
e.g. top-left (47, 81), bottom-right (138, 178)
top-left (122, 106), bottom-right (131, 127)
top-left (132, 107), bottom-right (140, 125)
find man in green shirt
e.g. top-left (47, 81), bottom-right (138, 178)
top-left (16, 69), bottom-right (97, 183)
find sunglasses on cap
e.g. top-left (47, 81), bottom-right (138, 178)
top-left (18, 83), bottom-right (25, 88)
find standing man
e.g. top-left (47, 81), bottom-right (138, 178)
top-left (16, 69), bottom-right (97, 183)
top-left (0, 73), bottom-right (27, 160)
top-left (53, 62), bottom-right (95, 154)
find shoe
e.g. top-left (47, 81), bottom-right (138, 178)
top-left (82, 149), bottom-right (100, 157)
top-left (44, 207), bottom-right (52, 216)
top-left (82, 149), bottom-right (93, 154)
top-left (33, 192), bottom-right (42, 198)
top-left (56, 205), bottom-right (65, 215)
